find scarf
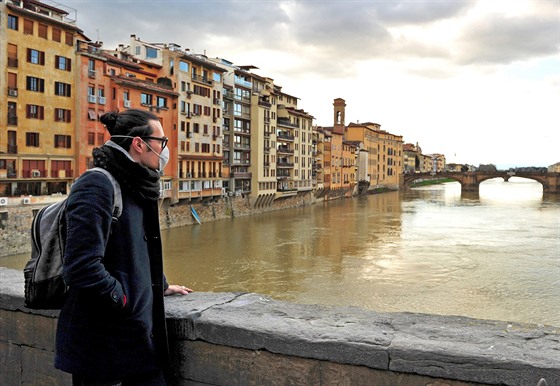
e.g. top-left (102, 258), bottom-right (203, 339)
top-left (92, 142), bottom-right (161, 202)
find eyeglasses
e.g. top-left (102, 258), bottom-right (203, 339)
top-left (141, 136), bottom-right (168, 150)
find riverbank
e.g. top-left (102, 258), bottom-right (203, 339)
top-left (409, 177), bottom-right (455, 188)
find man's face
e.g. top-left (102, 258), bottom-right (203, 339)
top-left (139, 120), bottom-right (166, 170)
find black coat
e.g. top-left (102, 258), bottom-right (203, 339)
top-left (55, 170), bottom-right (169, 380)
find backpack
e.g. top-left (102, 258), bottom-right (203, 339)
top-left (23, 168), bottom-right (122, 310)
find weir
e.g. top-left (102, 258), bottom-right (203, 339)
top-left (1, 268), bottom-right (558, 386)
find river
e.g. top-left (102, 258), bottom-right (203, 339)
top-left (2, 177), bottom-right (559, 326)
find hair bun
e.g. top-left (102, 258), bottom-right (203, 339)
top-left (99, 111), bottom-right (119, 134)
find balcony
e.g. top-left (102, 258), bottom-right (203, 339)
top-left (233, 143), bottom-right (251, 151)
top-left (7, 145), bottom-right (18, 154)
top-left (192, 74), bottom-right (213, 86)
top-left (231, 172), bottom-right (252, 179)
top-left (88, 70), bottom-right (96, 78)
top-left (88, 95), bottom-right (97, 103)
top-left (7, 115), bottom-right (18, 126)
top-left (234, 76), bottom-right (252, 88)
top-left (277, 147), bottom-right (293, 154)
top-left (277, 118), bottom-right (298, 128)
top-left (23, 169), bottom-right (47, 178)
top-left (7, 88), bottom-right (18, 97)
top-left (258, 99), bottom-right (271, 108)
top-left (277, 132), bottom-right (295, 141)
top-left (277, 161), bottom-right (294, 168)
top-left (52, 169), bottom-right (74, 178)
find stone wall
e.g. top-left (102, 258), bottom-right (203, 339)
top-left (1, 268), bottom-right (558, 386)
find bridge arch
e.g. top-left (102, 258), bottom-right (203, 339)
top-left (401, 172), bottom-right (560, 194)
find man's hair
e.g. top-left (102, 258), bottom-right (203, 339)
top-left (100, 109), bottom-right (159, 150)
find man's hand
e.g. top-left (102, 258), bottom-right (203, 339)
top-left (164, 284), bottom-right (193, 296)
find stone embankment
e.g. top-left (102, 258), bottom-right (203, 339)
top-left (0, 192), bottom-right (318, 257)
top-left (1, 268), bottom-right (558, 386)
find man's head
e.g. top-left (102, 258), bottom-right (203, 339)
top-left (100, 109), bottom-right (168, 171)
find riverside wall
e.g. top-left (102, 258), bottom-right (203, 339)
top-left (1, 268), bottom-right (558, 386)
top-left (0, 191), bottom-right (325, 258)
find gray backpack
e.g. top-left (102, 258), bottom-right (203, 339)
top-left (23, 168), bottom-right (122, 309)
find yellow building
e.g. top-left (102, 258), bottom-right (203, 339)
top-left (1, 0), bottom-right (81, 196)
top-left (548, 162), bottom-right (560, 173)
top-left (333, 98), bottom-right (403, 190)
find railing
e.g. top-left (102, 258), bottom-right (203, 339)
top-left (8, 116), bottom-right (18, 126)
top-left (231, 172), bottom-right (252, 179)
top-left (192, 74), bottom-right (213, 86)
top-left (277, 132), bottom-right (295, 141)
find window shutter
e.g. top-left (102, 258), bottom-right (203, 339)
top-left (67, 58), bottom-right (72, 71)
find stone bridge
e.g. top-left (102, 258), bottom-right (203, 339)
top-left (401, 171), bottom-right (560, 194)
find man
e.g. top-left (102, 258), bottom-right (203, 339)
top-left (55, 109), bottom-right (192, 385)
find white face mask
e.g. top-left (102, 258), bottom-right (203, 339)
top-left (111, 135), bottom-right (169, 174)
top-left (156, 146), bottom-right (170, 174)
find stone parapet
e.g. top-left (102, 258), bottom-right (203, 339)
top-left (1, 268), bottom-right (558, 385)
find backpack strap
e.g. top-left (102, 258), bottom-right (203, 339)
top-left (86, 168), bottom-right (123, 220)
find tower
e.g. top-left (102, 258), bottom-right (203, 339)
top-left (333, 98), bottom-right (346, 135)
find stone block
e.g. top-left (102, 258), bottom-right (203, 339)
top-left (0, 340), bottom-right (22, 385)
top-left (8, 310), bottom-right (56, 351)
top-left (21, 345), bottom-right (71, 385)
top-left (174, 340), bottom-right (321, 385)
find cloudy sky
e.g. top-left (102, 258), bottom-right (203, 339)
top-left (61, 0), bottom-right (559, 168)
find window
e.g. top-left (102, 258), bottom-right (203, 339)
top-left (179, 61), bottom-right (189, 72)
top-left (55, 55), bottom-right (71, 71)
top-left (156, 96), bottom-right (167, 108)
top-left (26, 105), bottom-right (44, 120)
top-left (54, 82), bottom-right (71, 97)
top-left (52, 28), bottom-right (61, 42)
top-left (27, 49), bottom-right (45, 65)
top-left (87, 109), bottom-right (97, 121)
top-left (24, 19), bottom-right (33, 35)
top-left (38, 23), bottom-right (48, 39)
top-left (65, 31), bottom-right (73, 46)
top-left (213, 73), bottom-right (222, 82)
top-left (141, 93), bottom-right (152, 105)
top-left (54, 108), bottom-right (71, 123)
top-left (97, 88), bottom-right (105, 104)
top-left (26, 132), bottom-right (40, 147)
top-left (26, 77), bottom-right (45, 92)
top-left (123, 91), bottom-right (130, 101)
top-left (8, 15), bottom-right (18, 30)
top-left (88, 132), bottom-right (95, 145)
top-left (145, 46), bottom-right (158, 58)
top-left (88, 59), bottom-right (96, 77)
top-left (54, 135), bottom-right (72, 148)
top-left (97, 133), bottom-right (104, 145)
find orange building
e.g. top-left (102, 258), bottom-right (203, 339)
top-left (1, 0), bottom-right (81, 196)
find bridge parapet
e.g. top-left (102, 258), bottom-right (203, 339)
top-left (401, 171), bottom-right (560, 194)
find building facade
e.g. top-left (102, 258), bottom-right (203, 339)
top-left (1, 0), bottom-right (80, 197)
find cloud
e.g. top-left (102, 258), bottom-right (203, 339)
top-left (455, 9), bottom-right (559, 65)
top-left (372, 0), bottom-right (473, 24)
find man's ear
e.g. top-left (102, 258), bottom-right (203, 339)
top-left (131, 137), bottom-right (143, 153)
